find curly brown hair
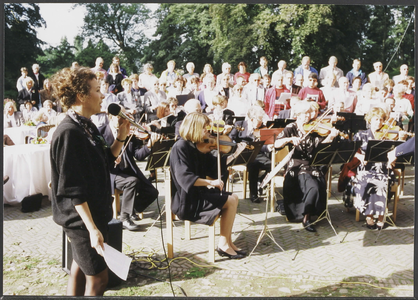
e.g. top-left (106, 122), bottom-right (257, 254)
top-left (50, 67), bottom-right (96, 109)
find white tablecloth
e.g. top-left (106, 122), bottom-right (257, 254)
top-left (4, 126), bottom-right (37, 145)
top-left (3, 144), bottom-right (51, 205)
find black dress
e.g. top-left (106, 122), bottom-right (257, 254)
top-left (169, 138), bottom-right (231, 225)
top-left (276, 122), bottom-right (327, 221)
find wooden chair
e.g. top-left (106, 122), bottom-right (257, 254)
top-left (37, 124), bottom-right (55, 138)
top-left (165, 167), bottom-right (218, 263)
top-left (269, 146), bottom-right (289, 212)
top-left (227, 165), bottom-right (248, 198)
top-left (184, 217), bottom-right (219, 263)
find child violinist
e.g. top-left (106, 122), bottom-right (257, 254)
top-left (169, 112), bottom-right (247, 259)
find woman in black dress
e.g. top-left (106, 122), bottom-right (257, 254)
top-left (170, 112), bottom-right (246, 259)
top-left (274, 100), bottom-right (339, 232)
top-left (50, 67), bottom-right (129, 295)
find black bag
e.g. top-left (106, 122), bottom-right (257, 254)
top-left (21, 193), bottom-right (43, 213)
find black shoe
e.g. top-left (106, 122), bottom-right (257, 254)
top-left (122, 219), bottom-right (142, 231)
top-left (276, 203), bottom-right (286, 215)
top-left (302, 220), bottom-right (316, 232)
top-left (131, 214), bottom-right (141, 221)
top-left (216, 247), bottom-right (245, 259)
top-left (235, 249), bottom-right (247, 256)
top-left (366, 223), bottom-right (377, 230)
top-left (250, 195), bottom-right (262, 203)
top-left (148, 176), bottom-right (156, 183)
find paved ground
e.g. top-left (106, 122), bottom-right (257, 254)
top-left (3, 163), bottom-right (415, 297)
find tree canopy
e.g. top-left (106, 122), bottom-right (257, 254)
top-left (3, 4), bottom-right (415, 100)
top-left (77, 3), bottom-right (151, 74)
top-left (4, 3), bottom-right (46, 98)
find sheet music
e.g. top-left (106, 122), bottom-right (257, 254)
top-left (103, 243), bottom-right (132, 280)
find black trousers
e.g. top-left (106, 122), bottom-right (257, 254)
top-left (114, 174), bottom-right (159, 220)
top-left (247, 153), bottom-right (271, 197)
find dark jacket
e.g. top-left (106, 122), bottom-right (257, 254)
top-left (99, 124), bottom-right (155, 194)
top-left (169, 139), bottom-right (227, 221)
top-left (50, 116), bottom-right (114, 229)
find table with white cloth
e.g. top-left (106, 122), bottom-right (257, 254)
top-left (4, 126), bottom-right (37, 145)
top-left (3, 144), bottom-right (51, 205)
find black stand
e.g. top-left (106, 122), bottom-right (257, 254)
top-left (364, 140), bottom-right (410, 242)
top-left (308, 140), bottom-right (361, 241)
top-left (337, 112), bottom-right (367, 139)
top-left (144, 139), bottom-right (175, 236)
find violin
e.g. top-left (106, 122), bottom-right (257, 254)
top-left (303, 119), bottom-right (349, 139)
top-left (207, 119), bottom-right (244, 135)
top-left (196, 134), bottom-right (254, 154)
top-left (374, 119), bottom-right (414, 140)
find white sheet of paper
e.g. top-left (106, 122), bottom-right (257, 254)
top-left (276, 92), bottom-right (291, 104)
top-left (103, 243), bottom-right (132, 280)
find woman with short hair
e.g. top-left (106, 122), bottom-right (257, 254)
top-left (4, 100), bottom-right (24, 128)
top-left (170, 112), bottom-right (246, 259)
top-left (50, 67), bottom-right (129, 296)
top-left (274, 101), bottom-right (340, 232)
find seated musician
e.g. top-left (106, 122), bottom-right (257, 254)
top-left (273, 100), bottom-right (340, 232)
top-left (169, 112), bottom-right (247, 259)
top-left (209, 95), bottom-right (234, 135)
top-left (229, 106), bottom-right (273, 203)
top-left (351, 107), bottom-right (407, 230)
top-left (98, 107), bottom-right (159, 231)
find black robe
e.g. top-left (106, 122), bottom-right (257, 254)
top-left (169, 138), bottom-right (230, 225)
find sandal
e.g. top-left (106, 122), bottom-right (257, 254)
top-left (366, 217), bottom-right (376, 230)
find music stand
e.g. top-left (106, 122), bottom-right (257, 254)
top-left (145, 139), bottom-right (175, 172)
top-left (364, 140), bottom-right (410, 240)
top-left (229, 141), bottom-right (264, 166)
top-left (143, 139), bottom-right (175, 237)
top-left (308, 140), bottom-right (361, 241)
top-left (248, 179), bottom-right (285, 257)
top-left (176, 93), bottom-right (194, 106)
top-left (266, 119), bottom-right (295, 129)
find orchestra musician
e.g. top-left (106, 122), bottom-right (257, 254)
top-left (229, 105), bottom-right (273, 203)
top-left (208, 95), bottom-right (235, 135)
top-left (273, 100), bottom-right (340, 232)
top-left (351, 107), bottom-right (407, 230)
top-left (169, 112), bottom-right (247, 259)
top-left (98, 106), bottom-right (160, 231)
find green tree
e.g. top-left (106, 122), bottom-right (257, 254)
top-left (36, 37), bottom-right (76, 78)
top-left (142, 4), bottom-right (214, 76)
top-left (77, 3), bottom-right (151, 74)
top-left (4, 3), bottom-right (46, 99)
top-left (74, 39), bottom-right (115, 69)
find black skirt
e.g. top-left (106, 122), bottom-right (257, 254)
top-left (64, 224), bottom-right (108, 276)
top-left (193, 188), bottom-right (230, 225)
